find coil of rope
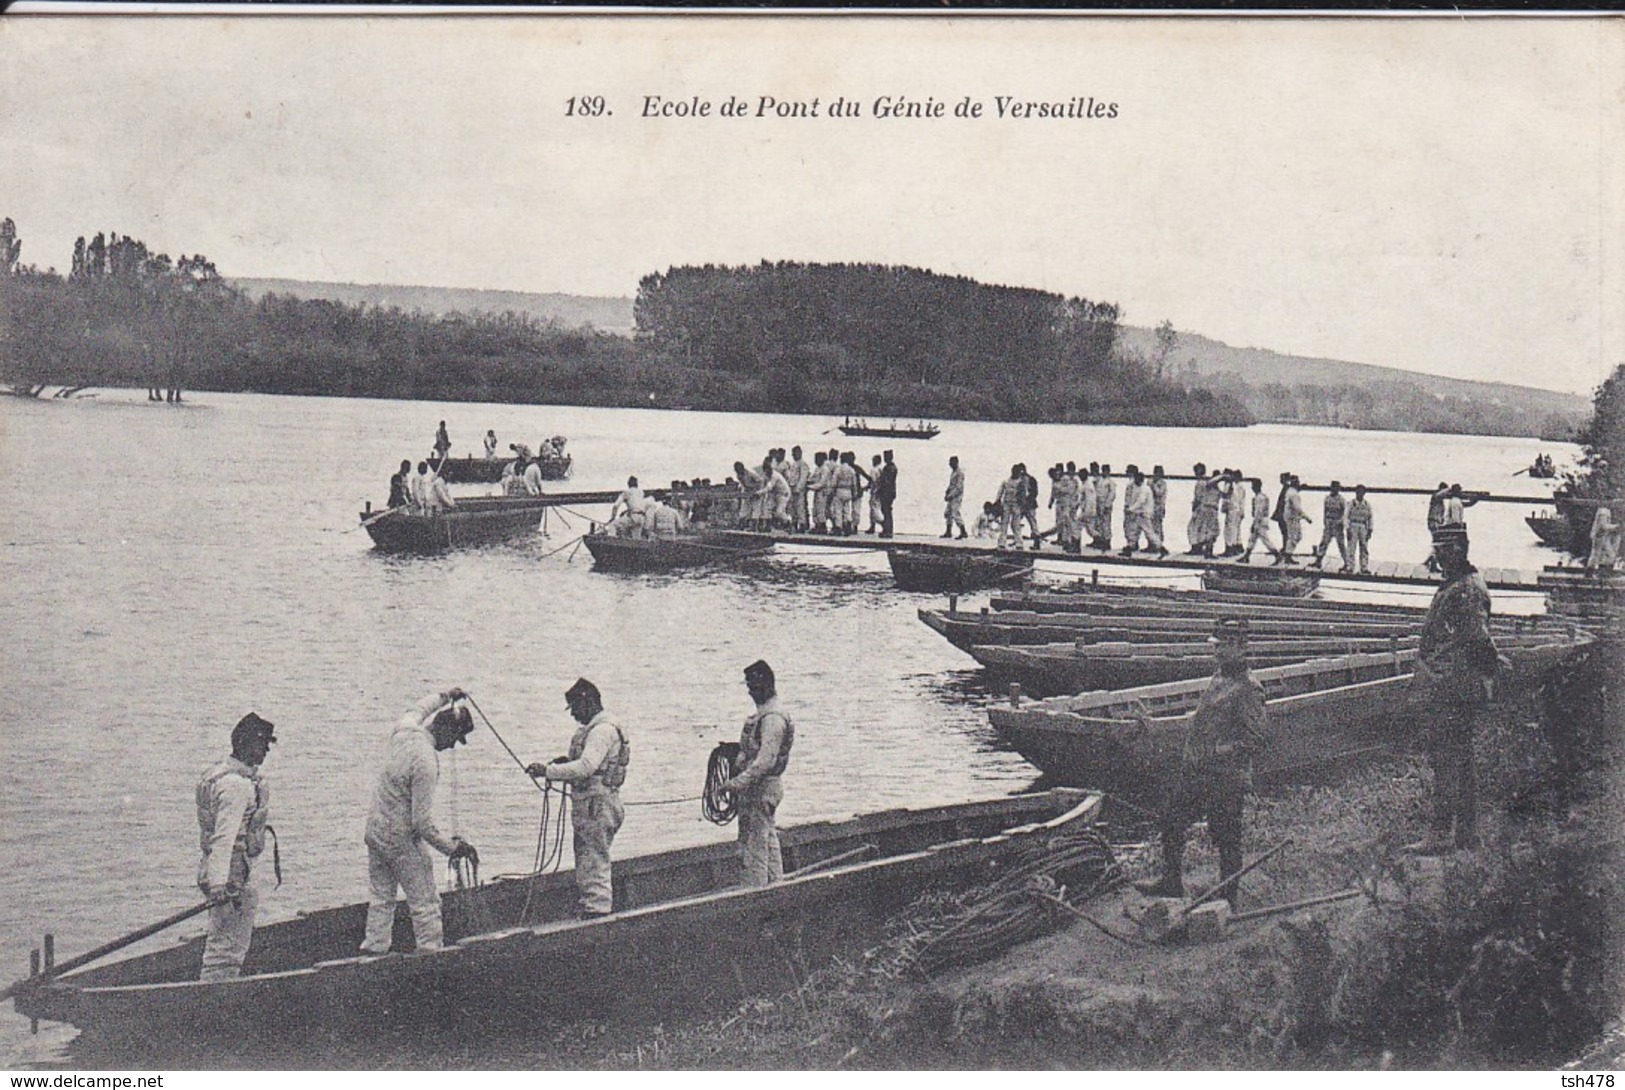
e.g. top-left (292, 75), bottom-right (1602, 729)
top-left (702, 742), bottom-right (742, 825)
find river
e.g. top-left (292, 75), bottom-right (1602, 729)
top-left (0, 389), bottom-right (1572, 1066)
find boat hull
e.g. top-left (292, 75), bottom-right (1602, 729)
top-left (836, 425), bottom-right (939, 440)
top-left (1200, 567), bottom-right (1320, 597)
top-left (888, 548), bottom-right (1032, 593)
top-left (360, 498), bottom-right (546, 552)
top-left (986, 639), bottom-right (1588, 793)
top-left (12, 791), bottom-right (1100, 1045)
top-left (435, 454), bottom-right (571, 484)
top-left (583, 530), bottom-right (772, 572)
top-left (1528, 515), bottom-right (1575, 550)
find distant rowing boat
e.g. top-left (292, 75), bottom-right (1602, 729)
top-left (836, 421), bottom-right (940, 440)
top-left (359, 497), bottom-right (546, 552)
top-left (10, 790), bottom-right (1102, 1045)
top-left (1528, 514), bottom-right (1575, 550)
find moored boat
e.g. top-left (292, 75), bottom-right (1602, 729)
top-left (435, 449), bottom-right (572, 485)
top-left (359, 496), bottom-right (547, 552)
top-left (10, 790), bottom-right (1102, 1045)
top-left (968, 634), bottom-right (1423, 695)
top-left (1528, 514), bottom-right (1575, 551)
top-left (888, 548), bottom-right (1032, 593)
top-left (987, 634), bottom-right (1590, 794)
top-left (918, 606), bottom-right (1449, 654)
top-left (1200, 566), bottom-right (1320, 597)
top-left (583, 528), bottom-right (773, 572)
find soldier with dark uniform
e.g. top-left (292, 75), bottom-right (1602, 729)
top-left (1137, 618), bottom-right (1267, 907)
top-left (1410, 524), bottom-right (1501, 853)
top-left (528, 678), bottom-right (631, 917)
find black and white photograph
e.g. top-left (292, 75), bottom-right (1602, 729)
top-left (1, 10), bottom-right (1621, 1074)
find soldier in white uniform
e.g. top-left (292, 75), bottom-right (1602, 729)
top-left (529, 678), bottom-right (631, 918)
top-left (360, 690), bottom-right (479, 955)
top-left (195, 713), bottom-right (276, 981)
top-left (719, 660), bottom-right (795, 886)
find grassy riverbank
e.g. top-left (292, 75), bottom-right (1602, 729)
top-left (517, 655), bottom-right (1623, 1071)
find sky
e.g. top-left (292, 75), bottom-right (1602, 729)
top-left (1, 14), bottom-right (1621, 396)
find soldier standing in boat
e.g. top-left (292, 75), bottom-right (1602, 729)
top-left (528, 678), bottom-right (631, 918)
top-left (388, 460), bottom-right (411, 510)
top-left (719, 660), bottom-right (795, 886)
top-left (786, 446), bottom-right (811, 532)
top-left (1137, 618), bottom-right (1266, 908)
top-left (360, 690), bottom-right (479, 954)
top-left (433, 421), bottom-right (451, 459)
top-left (1409, 524), bottom-right (1502, 853)
top-left (196, 712), bottom-right (276, 981)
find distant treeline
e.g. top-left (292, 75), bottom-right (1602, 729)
top-left (635, 261), bottom-right (1251, 426)
top-left (1184, 368), bottom-right (1580, 442)
top-left (2, 225), bottom-right (1250, 426)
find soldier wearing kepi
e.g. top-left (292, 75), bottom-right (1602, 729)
top-left (720, 660), bottom-right (795, 886)
top-left (1137, 618), bottom-right (1267, 908)
top-left (360, 689), bottom-right (479, 955)
top-left (527, 678), bottom-right (630, 918)
top-left (1410, 524), bottom-right (1501, 853)
top-left (196, 712), bottom-right (276, 981)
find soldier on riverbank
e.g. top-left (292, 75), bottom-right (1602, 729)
top-left (1409, 525), bottom-right (1502, 854)
top-left (1136, 618), bottom-right (1266, 908)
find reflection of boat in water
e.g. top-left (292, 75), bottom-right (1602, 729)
top-left (988, 633), bottom-right (1591, 795)
top-left (11, 790), bottom-right (1102, 1044)
top-left (434, 450), bottom-right (572, 485)
top-left (582, 528), bottom-right (772, 572)
top-left (836, 419), bottom-right (940, 440)
top-left (887, 548), bottom-right (1031, 592)
top-left (359, 497), bottom-right (546, 552)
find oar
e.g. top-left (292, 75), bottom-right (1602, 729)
top-left (347, 506), bottom-right (401, 533)
top-left (0, 902), bottom-right (211, 1002)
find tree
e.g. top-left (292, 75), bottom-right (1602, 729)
top-left (0, 219), bottom-right (19, 276)
top-left (1152, 319), bottom-right (1178, 382)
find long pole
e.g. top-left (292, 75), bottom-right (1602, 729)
top-left (1181, 838), bottom-right (1293, 917)
top-left (1, 902), bottom-right (211, 1002)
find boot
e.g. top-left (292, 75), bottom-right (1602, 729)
top-left (1135, 872), bottom-right (1185, 899)
top-left (1134, 846), bottom-right (1185, 898)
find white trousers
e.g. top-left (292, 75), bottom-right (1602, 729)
top-left (362, 841), bottom-right (442, 954)
top-left (572, 791), bottom-right (625, 915)
top-left (738, 779), bottom-right (784, 887)
top-left (200, 880), bottom-right (258, 982)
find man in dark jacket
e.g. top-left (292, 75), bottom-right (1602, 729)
top-left (1137, 618), bottom-right (1267, 907)
top-left (876, 450), bottom-right (899, 538)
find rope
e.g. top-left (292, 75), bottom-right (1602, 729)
top-left (623, 794), bottom-right (703, 807)
top-left (518, 778), bottom-right (570, 925)
top-left (702, 743), bottom-right (741, 825)
top-left (465, 696), bottom-right (546, 794)
top-left (534, 533), bottom-right (587, 561)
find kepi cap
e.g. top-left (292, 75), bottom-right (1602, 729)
top-left (564, 677), bottom-right (601, 704)
top-left (743, 659), bottom-right (776, 687)
top-left (232, 712), bottom-right (276, 750)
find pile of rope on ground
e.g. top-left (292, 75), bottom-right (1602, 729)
top-left (886, 825), bottom-right (1124, 978)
